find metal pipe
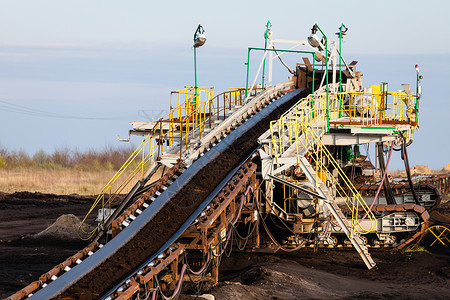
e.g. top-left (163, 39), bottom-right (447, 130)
top-left (314, 24), bottom-right (329, 131)
top-left (194, 47), bottom-right (197, 108)
top-left (339, 25), bottom-right (342, 93)
top-left (338, 24), bottom-right (345, 118)
top-left (245, 48), bottom-right (251, 97)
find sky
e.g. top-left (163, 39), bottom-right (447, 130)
top-left (0, 0), bottom-right (449, 170)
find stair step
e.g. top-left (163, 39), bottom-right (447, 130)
top-left (300, 156), bottom-right (376, 269)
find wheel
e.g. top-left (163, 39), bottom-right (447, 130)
top-left (360, 235), bottom-right (368, 245)
top-left (327, 235), bottom-right (338, 247)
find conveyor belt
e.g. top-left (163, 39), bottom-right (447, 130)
top-left (31, 88), bottom-right (308, 299)
top-left (102, 151), bottom-right (257, 299)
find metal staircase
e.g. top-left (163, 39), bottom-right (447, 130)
top-left (269, 93), bottom-right (377, 269)
top-left (298, 156), bottom-right (376, 269)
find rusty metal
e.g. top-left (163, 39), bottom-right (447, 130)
top-left (112, 245), bottom-right (185, 299)
top-left (345, 181), bottom-right (443, 208)
top-left (5, 241), bottom-right (98, 300)
top-left (104, 162), bottom-right (258, 300)
top-left (25, 88), bottom-right (301, 300)
top-left (336, 203), bottom-right (430, 249)
top-left (5, 281), bottom-right (41, 300)
top-left (347, 174), bottom-right (450, 203)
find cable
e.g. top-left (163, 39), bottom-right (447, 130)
top-left (259, 204), bottom-right (307, 252)
top-left (186, 251), bottom-right (211, 276)
top-left (378, 142), bottom-right (396, 205)
top-left (254, 184), bottom-right (309, 252)
top-left (360, 141), bottom-right (394, 222)
top-left (154, 264), bottom-right (187, 300)
top-left (234, 224), bottom-right (256, 250)
top-left (401, 135), bottom-right (420, 205)
top-left (209, 185), bottom-right (252, 259)
top-left (184, 250), bottom-right (211, 295)
top-left (0, 99), bottom-right (128, 120)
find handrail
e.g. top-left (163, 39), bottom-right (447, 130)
top-left (270, 92), bottom-right (377, 235)
top-left (425, 225), bottom-right (450, 247)
top-left (305, 123), bottom-right (377, 234)
top-left (325, 91), bottom-right (417, 126)
top-left (79, 136), bottom-right (157, 239)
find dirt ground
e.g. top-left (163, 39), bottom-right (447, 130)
top-left (0, 192), bottom-right (449, 299)
top-left (0, 192), bottom-right (94, 298)
top-left (202, 247), bottom-right (450, 300)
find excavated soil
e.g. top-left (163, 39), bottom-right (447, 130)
top-left (200, 247), bottom-right (450, 300)
top-left (0, 192), bottom-right (96, 241)
top-left (0, 192), bottom-right (95, 298)
top-left (1, 198), bottom-right (450, 299)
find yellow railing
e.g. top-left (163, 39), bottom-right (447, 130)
top-left (270, 93), bottom-right (377, 235)
top-left (306, 126), bottom-right (377, 235)
top-left (425, 225), bottom-right (450, 247)
top-left (170, 86), bottom-right (214, 122)
top-left (80, 86), bottom-right (253, 238)
top-left (168, 87), bottom-right (247, 152)
top-left (322, 90), bottom-right (417, 126)
top-left (79, 135), bottom-right (158, 239)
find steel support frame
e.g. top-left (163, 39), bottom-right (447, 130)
top-left (105, 163), bottom-right (258, 299)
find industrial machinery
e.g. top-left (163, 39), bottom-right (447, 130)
top-left (7, 23), bottom-right (442, 300)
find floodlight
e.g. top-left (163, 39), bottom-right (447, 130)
top-left (194, 25), bottom-right (206, 48)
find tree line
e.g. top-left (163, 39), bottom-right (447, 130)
top-left (0, 146), bottom-right (135, 171)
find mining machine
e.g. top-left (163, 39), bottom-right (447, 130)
top-left (7, 23), bottom-right (439, 300)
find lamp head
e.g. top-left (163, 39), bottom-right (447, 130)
top-left (308, 24), bottom-right (325, 51)
top-left (194, 33), bottom-right (206, 48)
top-left (264, 20), bottom-right (273, 40)
top-left (194, 24), bottom-right (206, 48)
top-left (308, 33), bottom-right (325, 51)
top-left (336, 24), bottom-right (348, 38)
top-left (308, 33), bottom-right (321, 47)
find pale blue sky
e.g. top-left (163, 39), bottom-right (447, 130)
top-left (0, 0), bottom-right (448, 169)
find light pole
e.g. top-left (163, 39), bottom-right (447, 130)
top-left (337, 24), bottom-right (348, 118)
top-left (262, 20), bottom-right (272, 89)
top-left (308, 24), bottom-right (329, 130)
top-left (414, 64), bottom-right (423, 124)
top-left (193, 24), bottom-right (206, 109)
top-left (337, 24), bottom-right (347, 93)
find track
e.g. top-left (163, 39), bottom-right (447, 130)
top-left (351, 182), bottom-right (442, 208)
top-left (16, 88), bottom-right (309, 299)
top-left (334, 203), bottom-right (430, 249)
